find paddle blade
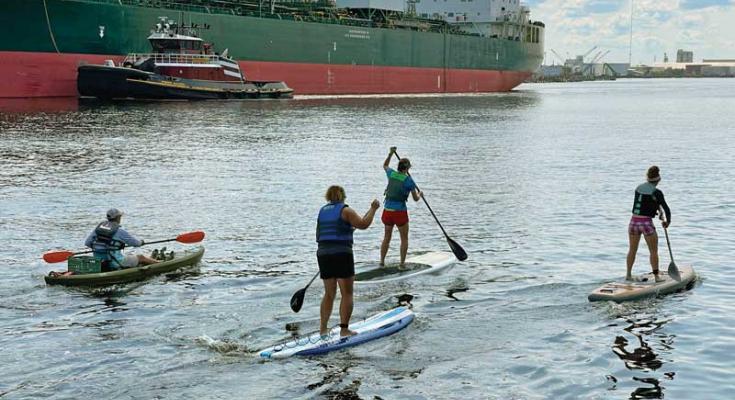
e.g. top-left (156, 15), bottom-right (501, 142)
top-left (668, 261), bottom-right (681, 281)
top-left (290, 288), bottom-right (307, 313)
top-left (176, 231), bottom-right (205, 244)
top-left (447, 238), bottom-right (468, 261)
top-left (43, 251), bottom-right (74, 264)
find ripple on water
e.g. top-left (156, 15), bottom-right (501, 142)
top-left (1, 80), bottom-right (735, 398)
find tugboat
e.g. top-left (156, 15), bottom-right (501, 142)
top-left (77, 18), bottom-right (293, 100)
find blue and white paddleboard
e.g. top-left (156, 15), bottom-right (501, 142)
top-left (259, 306), bottom-right (414, 359)
top-left (354, 251), bottom-right (456, 284)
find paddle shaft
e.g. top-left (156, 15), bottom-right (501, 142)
top-left (43, 231), bottom-right (205, 263)
top-left (304, 270), bottom-right (320, 290)
top-left (662, 224), bottom-right (675, 264)
top-left (659, 207), bottom-right (676, 264)
top-left (71, 237), bottom-right (177, 254)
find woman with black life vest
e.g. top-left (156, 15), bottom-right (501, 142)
top-left (316, 186), bottom-right (380, 337)
top-left (627, 166), bottom-right (671, 282)
top-left (380, 147), bottom-right (422, 267)
top-left (84, 208), bottom-right (158, 271)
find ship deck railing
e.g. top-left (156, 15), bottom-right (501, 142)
top-left (123, 53), bottom-right (229, 66)
top-left (86, 0), bottom-right (542, 40)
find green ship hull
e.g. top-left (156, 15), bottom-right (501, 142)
top-left (0, 0), bottom-right (544, 97)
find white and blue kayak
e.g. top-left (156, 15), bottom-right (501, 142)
top-left (354, 251), bottom-right (456, 284)
top-left (588, 265), bottom-right (696, 302)
top-left (259, 306), bottom-right (414, 359)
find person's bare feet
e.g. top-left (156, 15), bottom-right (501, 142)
top-left (625, 274), bottom-right (634, 281)
top-left (340, 328), bottom-right (357, 337)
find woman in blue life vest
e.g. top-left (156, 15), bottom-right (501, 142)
top-left (84, 208), bottom-right (158, 271)
top-left (380, 147), bottom-right (422, 267)
top-left (626, 166), bottom-right (671, 281)
top-left (316, 186), bottom-right (380, 337)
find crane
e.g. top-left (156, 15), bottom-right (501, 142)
top-left (583, 49), bottom-right (612, 76)
top-left (590, 50), bottom-right (610, 64)
top-left (550, 48), bottom-right (566, 65)
top-left (582, 45), bottom-right (598, 61)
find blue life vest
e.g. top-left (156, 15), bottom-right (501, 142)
top-left (91, 221), bottom-right (125, 262)
top-left (316, 202), bottom-right (354, 243)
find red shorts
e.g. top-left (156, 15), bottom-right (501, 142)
top-left (382, 210), bottom-right (409, 226)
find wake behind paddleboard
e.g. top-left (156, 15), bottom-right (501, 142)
top-left (259, 306), bottom-right (414, 359)
top-left (354, 251), bottom-right (456, 284)
top-left (588, 266), bottom-right (696, 302)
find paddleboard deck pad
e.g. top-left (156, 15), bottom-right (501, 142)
top-left (259, 306), bottom-right (414, 359)
top-left (588, 266), bottom-right (696, 302)
top-left (354, 251), bottom-right (456, 284)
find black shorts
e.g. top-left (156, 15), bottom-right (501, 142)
top-left (317, 252), bottom-right (355, 279)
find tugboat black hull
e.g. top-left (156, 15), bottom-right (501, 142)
top-left (77, 65), bottom-right (293, 100)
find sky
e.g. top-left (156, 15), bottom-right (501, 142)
top-left (526, 0), bottom-right (735, 65)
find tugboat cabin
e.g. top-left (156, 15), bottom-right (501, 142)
top-left (149, 28), bottom-right (205, 55)
top-left (124, 20), bottom-right (244, 83)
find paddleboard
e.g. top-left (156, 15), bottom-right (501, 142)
top-left (588, 266), bottom-right (696, 303)
top-left (259, 306), bottom-right (414, 359)
top-left (354, 251), bottom-right (456, 284)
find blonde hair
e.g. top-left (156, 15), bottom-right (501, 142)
top-left (325, 185), bottom-right (346, 203)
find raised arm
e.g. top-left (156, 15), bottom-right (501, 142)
top-left (342, 200), bottom-right (380, 230)
top-left (383, 147), bottom-right (397, 171)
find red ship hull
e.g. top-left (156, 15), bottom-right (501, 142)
top-left (0, 51), bottom-right (530, 98)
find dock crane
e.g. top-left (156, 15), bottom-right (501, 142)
top-left (583, 49), bottom-right (612, 76)
top-left (582, 45), bottom-right (598, 61)
top-left (549, 49), bottom-right (566, 65)
top-left (591, 49), bottom-right (610, 64)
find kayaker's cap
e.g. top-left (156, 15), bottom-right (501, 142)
top-left (106, 208), bottom-right (123, 220)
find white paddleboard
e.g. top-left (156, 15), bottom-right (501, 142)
top-left (588, 266), bottom-right (696, 302)
top-left (259, 306), bottom-right (414, 359)
top-left (354, 251), bottom-right (456, 284)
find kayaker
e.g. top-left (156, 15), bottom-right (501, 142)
top-left (316, 185), bottom-right (380, 337)
top-left (626, 166), bottom-right (671, 281)
top-left (84, 208), bottom-right (158, 271)
top-left (380, 147), bottom-right (422, 267)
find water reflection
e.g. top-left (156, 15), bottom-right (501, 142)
top-left (307, 361), bottom-right (360, 398)
top-left (0, 98), bottom-right (78, 115)
top-left (610, 315), bottom-right (674, 399)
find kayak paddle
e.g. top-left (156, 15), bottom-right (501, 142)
top-left (394, 151), bottom-right (468, 261)
top-left (290, 271), bottom-right (320, 313)
top-left (42, 230), bottom-right (206, 263)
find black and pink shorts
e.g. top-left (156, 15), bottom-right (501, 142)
top-left (628, 216), bottom-right (656, 236)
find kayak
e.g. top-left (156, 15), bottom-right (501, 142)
top-left (44, 246), bottom-right (204, 287)
top-left (259, 306), bottom-right (414, 359)
top-left (354, 251), bottom-right (456, 284)
top-left (588, 265), bottom-right (696, 302)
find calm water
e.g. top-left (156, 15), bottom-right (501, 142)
top-left (1, 79), bottom-right (734, 399)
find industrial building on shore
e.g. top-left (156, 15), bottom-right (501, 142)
top-left (534, 48), bottom-right (735, 81)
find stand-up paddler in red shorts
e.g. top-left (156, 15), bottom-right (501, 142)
top-left (380, 147), bottom-right (422, 267)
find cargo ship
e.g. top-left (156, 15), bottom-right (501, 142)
top-left (0, 0), bottom-right (544, 98)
